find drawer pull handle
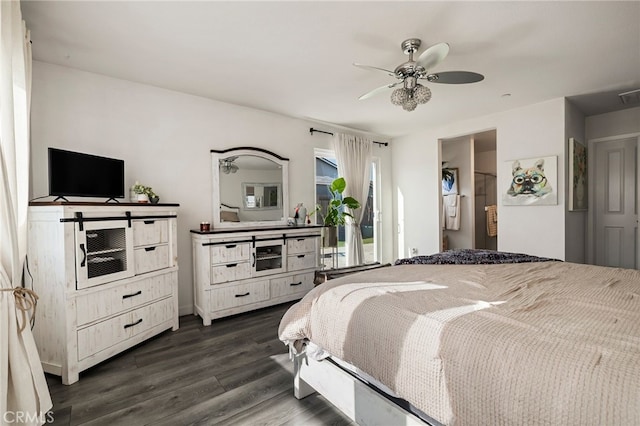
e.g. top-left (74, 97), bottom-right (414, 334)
top-left (297, 238), bottom-right (305, 241)
top-left (297, 255), bottom-right (305, 258)
top-left (145, 246), bottom-right (157, 252)
top-left (122, 290), bottom-right (142, 299)
top-left (225, 244), bottom-right (237, 249)
top-left (235, 292), bottom-right (250, 298)
top-left (79, 244), bottom-right (87, 267)
top-left (143, 220), bottom-right (155, 225)
top-left (290, 281), bottom-right (303, 286)
top-left (226, 263), bottom-right (238, 268)
top-left (124, 318), bottom-right (143, 329)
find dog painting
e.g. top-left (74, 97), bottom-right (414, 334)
top-left (503, 156), bottom-right (557, 206)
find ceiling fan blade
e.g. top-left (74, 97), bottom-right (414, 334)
top-left (426, 71), bottom-right (484, 84)
top-left (416, 42), bottom-right (450, 70)
top-left (358, 82), bottom-right (401, 100)
top-left (353, 63), bottom-right (396, 77)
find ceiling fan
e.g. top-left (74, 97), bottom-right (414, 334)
top-left (219, 156), bottom-right (239, 174)
top-left (355, 38), bottom-right (484, 111)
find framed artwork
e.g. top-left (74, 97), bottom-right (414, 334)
top-left (568, 138), bottom-right (588, 211)
top-left (502, 156), bottom-right (558, 206)
top-left (442, 168), bottom-right (458, 195)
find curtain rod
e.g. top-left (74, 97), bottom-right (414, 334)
top-left (309, 127), bottom-right (389, 147)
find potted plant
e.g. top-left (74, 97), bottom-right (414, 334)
top-left (132, 182), bottom-right (158, 203)
top-left (146, 188), bottom-right (160, 204)
top-left (312, 177), bottom-right (360, 247)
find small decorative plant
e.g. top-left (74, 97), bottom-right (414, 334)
top-left (132, 182), bottom-right (158, 202)
top-left (312, 177), bottom-right (361, 227)
top-left (132, 182), bottom-right (149, 195)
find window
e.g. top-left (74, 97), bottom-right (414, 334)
top-left (314, 149), bottom-right (379, 268)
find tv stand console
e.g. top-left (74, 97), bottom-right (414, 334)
top-left (27, 202), bottom-right (179, 384)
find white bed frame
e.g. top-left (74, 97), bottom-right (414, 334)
top-left (293, 353), bottom-right (433, 426)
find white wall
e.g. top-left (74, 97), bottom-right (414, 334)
top-left (392, 98), bottom-right (566, 260)
top-left (586, 107), bottom-right (640, 140)
top-left (30, 61), bottom-right (394, 315)
top-left (475, 150), bottom-right (497, 174)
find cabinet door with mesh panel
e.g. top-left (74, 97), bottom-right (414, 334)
top-left (76, 220), bottom-right (135, 289)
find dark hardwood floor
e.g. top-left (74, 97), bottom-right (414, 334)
top-left (45, 302), bottom-right (354, 426)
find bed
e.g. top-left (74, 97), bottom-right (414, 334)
top-left (278, 250), bottom-right (640, 425)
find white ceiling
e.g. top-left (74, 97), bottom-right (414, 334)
top-left (22, 1), bottom-right (640, 138)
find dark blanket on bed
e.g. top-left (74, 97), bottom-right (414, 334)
top-left (394, 248), bottom-right (560, 265)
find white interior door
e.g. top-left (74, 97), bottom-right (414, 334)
top-left (594, 137), bottom-right (638, 268)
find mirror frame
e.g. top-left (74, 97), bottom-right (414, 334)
top-left (211, 147), bottom-right (289, 229)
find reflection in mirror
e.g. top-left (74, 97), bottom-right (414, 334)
top-left (212, 148), bottom-right (289, 228)
top-left (242, 183), bottom-right (281, 209)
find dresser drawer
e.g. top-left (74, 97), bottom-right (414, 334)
top-left (287, 236), bottom-right (318, 255)
top-left (287, 253), bottom-right (317, 271)
top-left (211, 262), bottom-right (252, 284)
top-left (134, 244), bottom-right (170, 275)
top-left (270, 272), bottom-right (314, 299)
top-left (133, 219), bottom-right (168, 247)
top-left (210, 243), bottom-right (251, 264)
top-left (77, 297), bottom-right (174, 360)
top-left (76, 273), bottom-right (173, 326)
top-left (209, 281), bottom-right (269, 311)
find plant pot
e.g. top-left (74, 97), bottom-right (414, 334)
top-left (322, 226), bottom-right (338, 248)
top-left (149, 196), bottom-right (159, 204)
top-left (137, 193), bottom-right (149, 203)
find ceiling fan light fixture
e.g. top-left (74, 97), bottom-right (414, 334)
top-left (414, 84), bottom-right (432, 104)
top-left (220, 159), bottom-right (239, 174)
top-left (391, 88), bottom-right (409, 105)
top-left (402, 98), bottom-right (418, 111)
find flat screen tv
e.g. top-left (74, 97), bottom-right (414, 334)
top-left (48, 148), bottom-right (125, 201)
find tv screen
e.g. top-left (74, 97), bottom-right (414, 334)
top-left (48, 148), bottom-right (125, 199)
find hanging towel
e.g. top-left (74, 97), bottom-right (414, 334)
top-left (444, 195), bottom-right (461, 231)
top-left (486, 204), bottom-right (498, 237)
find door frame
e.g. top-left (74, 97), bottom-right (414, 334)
top-left (586, 132), bottom-right (640, 266)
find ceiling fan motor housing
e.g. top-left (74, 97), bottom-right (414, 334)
top-left (401, 38), bottom-right (422, 55)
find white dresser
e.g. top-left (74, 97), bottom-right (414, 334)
top-left (27, 202), bottom-right (179, 384)
top-left (191, 225), bottom-right (322, 325)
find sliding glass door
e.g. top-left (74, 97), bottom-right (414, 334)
top-left (314, 149), bottom-right (379, 268)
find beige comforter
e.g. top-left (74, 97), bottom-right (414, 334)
top-left (278, 261), bottom-right (640, 425)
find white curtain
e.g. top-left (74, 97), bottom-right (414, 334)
top-left (334, 133), bottom-right (372, 266)
top-left (0, 1), bottom-right (53, 424)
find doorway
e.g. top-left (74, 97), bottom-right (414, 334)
top-left (440, 129), bottom-right (496, 251)
top-left (314, 149), bottom-right (380, 268)
top-left (592, 135), bottom-right (639, 268)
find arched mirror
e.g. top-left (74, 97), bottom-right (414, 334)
top-left (211, 147), bottom-right (289, 228)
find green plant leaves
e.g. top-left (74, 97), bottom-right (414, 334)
top-left (330, 177), bottom-right (346, 194)
top-left (343, 196), bottom-right (360, 209)
top-left (323, 177), bottom-right (361, 226)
